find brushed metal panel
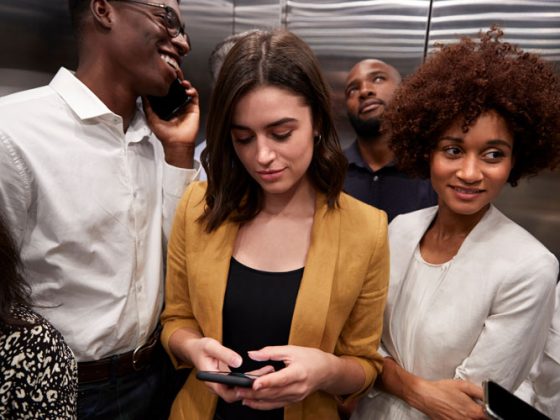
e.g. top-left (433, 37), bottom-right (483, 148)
top-left (428, 0), bottom-right (560, 62)
top-left (0, 0), bottom-right (75, 92)
top-left (287, 0), bottom-right (431, 74)
top-left (495, 172), bottom-right (560, 267)
top-left (234, 0), bottom-right (281, 32)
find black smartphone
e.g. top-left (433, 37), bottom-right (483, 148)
top-left (147, 78), bottom-right (191, 121)
top-left (196, 371), bottom-right (257, 388)
top-left (483, 380), bottom-right (550, 420)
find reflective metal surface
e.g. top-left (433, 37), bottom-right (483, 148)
top-left (0, 0), bottom-right (558, 263)
top-left (428, 0), bottom-right (560, 60)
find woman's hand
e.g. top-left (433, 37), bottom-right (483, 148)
top-left (186, 337), bottom-right (247, 403)
top-left (379, 357), bottom-right (485, 420)
top-left (142, 79), bottom-right (200, 168)
top-left (169, 329), bottom-right (246, 402)
top-left (235, 345), bottom-right (364, 410)
top-left (413, 379), bottom-right (486, 420)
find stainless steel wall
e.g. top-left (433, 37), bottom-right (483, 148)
top-left (0, 0), bottom-right (558, 263)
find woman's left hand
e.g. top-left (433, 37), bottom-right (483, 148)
top-left (235, 345), bottom-right (336, 410)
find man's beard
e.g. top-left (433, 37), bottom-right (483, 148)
top-left (348, 113), bottom-right (382, 141)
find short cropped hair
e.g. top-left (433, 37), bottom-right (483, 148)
top-left (68, 0), bottom-right (182, 37)
top-left (201, 30), bottom-right (347, 232)
top-left (208, 30), bottom-right (265, 86)
top-left (387, 26), bottom-right (560, 186)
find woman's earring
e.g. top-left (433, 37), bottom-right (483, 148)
top-left (314, 134), bottom-right (323, 145)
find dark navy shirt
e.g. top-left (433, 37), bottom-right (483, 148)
top-left (343, 140), bottom-right (437, 222)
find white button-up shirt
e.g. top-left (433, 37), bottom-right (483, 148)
top-left (0, 68), bottom-right (199, 361)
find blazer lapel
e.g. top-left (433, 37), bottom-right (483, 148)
top-left (289, 194), bottom-right (339, 349)
top-left (194, 220), bottom-right (239, 341)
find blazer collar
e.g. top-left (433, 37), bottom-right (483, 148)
top-left (196, 193), bottom-right (339, 349)
top-left (385, 204), bottom-right (501, 359)
top-left (195, 218), bottom-right (239, 341)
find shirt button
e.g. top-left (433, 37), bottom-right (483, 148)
top-left (373, 175), bottom-right (379, 182)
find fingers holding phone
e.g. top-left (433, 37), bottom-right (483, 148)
top-left (143, 77), bottom-right (200, 168)
top-left (233, 345), bottom-right (335, 410)
top-left (184, 337), bottom-right (246, 402)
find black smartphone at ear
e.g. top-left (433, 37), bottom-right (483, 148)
top-left (483, 380), bottom-right (550, 420)
top-left (147, 78), bottom-right (191, 121)
top-left (196, 371), bottom-right (257, 388)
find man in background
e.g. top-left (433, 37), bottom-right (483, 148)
top-left (343, 59), bottom-right (437, 221)
top-left (0, 0), bottom-right (199, 417)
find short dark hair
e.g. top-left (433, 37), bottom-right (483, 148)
top-left (0, 214), bottom-right (31, 329)
top-left (68, 0), bottom-right (182, 37)
top-left (201, 29), bottom-right (347, 232)
top-left (387, 26), bottom-right (560, 186)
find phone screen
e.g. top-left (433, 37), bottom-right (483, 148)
top-left (484, 380), bottom-right (550, 420)
top-left (147, 78), bottom-right (191, 121)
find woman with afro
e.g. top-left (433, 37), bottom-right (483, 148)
top-left (352, 27), bottom-right (560, 420)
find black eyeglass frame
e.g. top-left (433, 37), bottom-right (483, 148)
top-left (110, 0), bottom-right (188, 41)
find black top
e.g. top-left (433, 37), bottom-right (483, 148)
top-left (343, 140), bottom-right (438, 222)
top-left (214, 258), bottom-right (304, 420)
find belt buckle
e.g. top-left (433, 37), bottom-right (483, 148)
top-left (132, 329), bottom-right (159, 371)
top-left (132, 346), bottom-right (144, 371)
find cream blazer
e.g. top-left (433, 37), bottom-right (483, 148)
top-left (353, 205), bottom-right (558, 420)
top-left (161, 182), bottom-right (390, 420)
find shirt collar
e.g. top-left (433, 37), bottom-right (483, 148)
top-left (345, 140), bottom-right (397, 171)
top-left (50, 67), bottom-right (115, 120)
top-left (50, 67), bottom-right (151, 139)
top-left (345, 140), bottom-right (365, 166)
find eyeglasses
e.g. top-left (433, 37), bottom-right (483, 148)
top-left (111, 0), bottom-right (187, 40)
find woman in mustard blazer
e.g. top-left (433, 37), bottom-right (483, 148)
top-left (160, 30), bottom-right (389, 420)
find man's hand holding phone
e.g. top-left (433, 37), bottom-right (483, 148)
top-left (143, 77), bottom-right (200, 169)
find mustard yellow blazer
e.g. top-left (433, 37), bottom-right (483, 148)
top-left (161, 182), bottom-right (389, 420)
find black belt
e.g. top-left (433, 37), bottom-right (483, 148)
top-left (78, 328), bottom-right (160, 384)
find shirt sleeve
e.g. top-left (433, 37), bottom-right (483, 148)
top-left (0, 131), bottom-right (34, 246)
top-left (162, 160), bottom-right (200, 244)
top-left (527, 283), bottom-right (560, 418)
top-left (335, 210), bottom-right (390, 403)
top-left (453, 254), bottom-right (558, 391)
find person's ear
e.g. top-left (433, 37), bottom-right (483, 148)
top-left (90, 0), bottom-right (114, 30)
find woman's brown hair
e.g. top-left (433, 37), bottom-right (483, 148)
top-left (387, 26), bottom-right (560, 186)
top-left (201, 30), bottom-right (347, 232)
top-left (0, 214), bottom-right (31, 329)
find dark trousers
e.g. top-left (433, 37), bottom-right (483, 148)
top-left (77, 343), bottom-right (187, 420)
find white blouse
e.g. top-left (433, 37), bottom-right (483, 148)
top-left (352, 205), bottom-right (558, 420)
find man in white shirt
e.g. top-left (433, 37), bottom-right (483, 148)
top-left (0, 0), bottom-right (199, 418)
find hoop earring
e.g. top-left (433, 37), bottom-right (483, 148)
top-left (314, 134), bottom-right (323, 145)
